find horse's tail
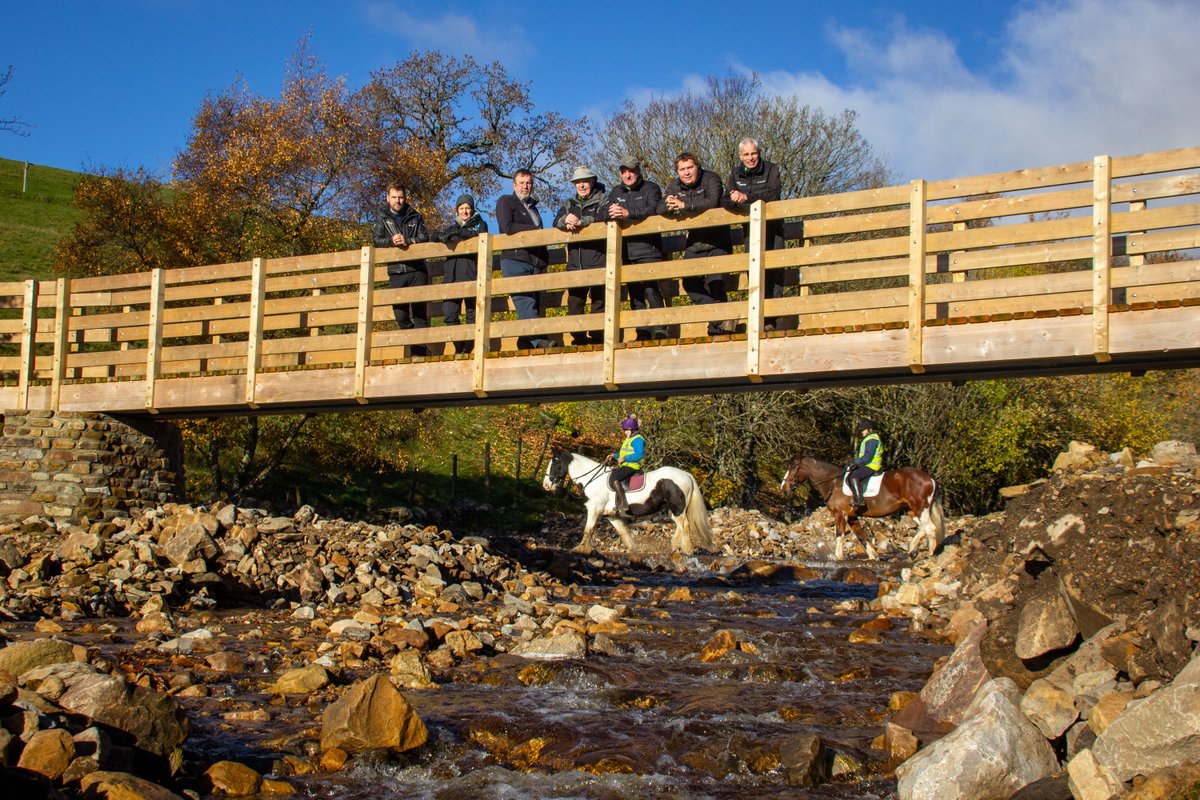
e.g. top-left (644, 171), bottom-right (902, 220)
top-left (684, 480), bottom-right (714, 551)
top-left (928, 479), bottom-right (946, 547)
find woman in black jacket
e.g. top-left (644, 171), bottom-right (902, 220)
top-left (436, 194), bottom-right (487, 354)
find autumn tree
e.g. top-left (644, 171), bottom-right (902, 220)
top-left (362, 51), bottom-right (589, 218)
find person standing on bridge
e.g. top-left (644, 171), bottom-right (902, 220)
top-left (722, 137), bottom-right (786, 331)
top-left (659, 151), bottom-right (734, 336)
top-left (599, 156), bottom-right (668, 341)
top-left (847, 418), bottom-right (883, 510)
top-left (372, 182), bottom-right (431, 358)
top-left (554, 166), bottom-right (608, 345)
top-left (608, 415), bottom-right (646, 515)
top-left (436, 194), bottom-right (487, 355)
top-left (496, 169), bottom-right (555, 351)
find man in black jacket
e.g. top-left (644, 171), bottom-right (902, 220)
top-left (436, 194), bottom-right (487, 354)
top-left (495, 169), bottom-right (554, 350)
top-left (599, 156), bottom-right (667, 341)
top-left (722, 137), bottom-right (787, 330)
top-left (372, 182), bottom-right (430, 357)
top-left (554, 166), bottom-right (607, 345)
top-left (660, 152), bottom-right (734, 335)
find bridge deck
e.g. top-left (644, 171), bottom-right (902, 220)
top-left (1, 146), bottom-right (1198, 416)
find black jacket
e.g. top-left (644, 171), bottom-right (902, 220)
top-left (495, 193), bottom-right (548, 268)
top-left (436, 213), bottom-right (487, 279)
top-left (659, 168), bottom-right (730, 254)
top-left (721, 159), bottom-right (782, 209)
top-left (372, 204), bottom-right (429, 249)
top-left (599, 176), bottom-right (663, 263)
top-left (553, 182), bottom-right (608, 270)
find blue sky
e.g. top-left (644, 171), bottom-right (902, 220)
top-left (1, 0), bottom-right (1198, 185)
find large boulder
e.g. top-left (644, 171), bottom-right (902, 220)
top-left (320, 674), bottom-right (427, 755)
top-left (896, 678), bottom-right (1059, 800)
top-left (79, 770), bottom-right (186, 799)
top-left (893, 623), bottom-right (989, 734)
top-left (1092, 679), bottom-right (1200, 782)
top-left (0, 639), bottom-right (77, 677)
top-left (1015, 589), bottom-right (1079, 660)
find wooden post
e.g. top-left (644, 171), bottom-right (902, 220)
top-left (1092, 155), bottom-right (1112, 363)
top-left (17, 279), bottom-right (37, 411)
top-left (908, 179), bottom-right (927, 374)
top-left (603, 221), bottom-right (623, 390)
top-left (472, 232), bottom-right (492, 397)
top-left (354, 245), bottom-right (375, 403)
top-left (245, 257), bottom-right (266, 407)
top-left (515, 436), bottom-right (523, 483)
top-left (746, 199), bottom-right (766, 382)
top-left (484, 439), bottom-right (492, 502)
top-left (50, 277), bottom-right (71, 412)
top-left (451, 454), bottom-right (458, 502)
top-left (145, 268), bottom-right (165, 412)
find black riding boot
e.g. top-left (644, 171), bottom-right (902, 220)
top-left (615, 484), bottom-right (630, 514)
top-left (851, 480), bottom-right (865, 509)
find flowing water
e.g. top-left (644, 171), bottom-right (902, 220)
top-left (45, 557), bottom-right (946, 799)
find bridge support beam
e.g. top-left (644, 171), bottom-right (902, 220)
top-left (0, 410), bottom-right (182, 523)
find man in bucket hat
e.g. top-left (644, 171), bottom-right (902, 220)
top-left (554, 165), bottom-right (608, 345)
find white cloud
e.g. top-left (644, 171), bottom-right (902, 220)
top-left (363, 2), bottom-right (530, 64)
top-left (757, 0), bottom-right (1200, 182)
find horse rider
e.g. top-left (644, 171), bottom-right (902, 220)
top-left (608, 416), bottom-right (645, 514)
top-left (847, 418), bottom-right (883, 510)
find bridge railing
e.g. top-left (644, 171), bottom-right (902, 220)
top-left (0, 145), bottom-right (1196, 411)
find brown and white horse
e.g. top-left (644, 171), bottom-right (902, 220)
top-left (781, 455), bottom-right (945, 560)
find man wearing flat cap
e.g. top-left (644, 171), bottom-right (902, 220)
top-left (599, 156), bottom-right (668, 341)
top-left (554, 166), bottom-right (608, 345)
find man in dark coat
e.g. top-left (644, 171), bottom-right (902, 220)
top-left (660, 152), bottom-right (734, 335)
top-left (436, 194), bottom-right (487, 354)
top-left (554, 165), bottom-right (608, 345)
top-left (722, 137), bottom-right (787, 330)
top-left (495, 169), bottom-right (554, 350)
top-left (599, 156), bottom-right (667, 341)
top-left (372, 182), bottom-right (430, 357)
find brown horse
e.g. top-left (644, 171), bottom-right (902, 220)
top-left (781, 455), bottom-right (945, 560)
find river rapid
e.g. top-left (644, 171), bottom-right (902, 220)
top-left (58, 553), bottom-right (945, 800)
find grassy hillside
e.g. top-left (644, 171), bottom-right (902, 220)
top-left (0, 157), bottom-right (82, 282)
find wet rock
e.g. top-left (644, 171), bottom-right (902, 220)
top-left (16, 727), bottom-right (75, 779)
top-left (699, 629), bottom-right (739, 662)
top-left (271, 664), bottom-right (331, 694)
top-left (510, 632), bottom-right (586, 661)
top-left (389, 651), bottom-right (434, 689)
top-left (779, 732), bottom-right (827, 787)
top-left (896, 678), bottom-right (1058, 800)
top-left (79, 770), bottom-right (186, 799)
top-left (204, 760), bottom-right (262, 796)
top-left (205, 652), bottom-right (245, 673)
top-left (320, 674), bottom-right (428, 755)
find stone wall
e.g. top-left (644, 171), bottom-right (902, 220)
top-left (0, 410), bottom-right (182, 522)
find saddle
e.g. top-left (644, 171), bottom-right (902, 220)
top-left (842, 473), bottom-right (883, 498)
top-left (622, 473), bottom-right (646, 492)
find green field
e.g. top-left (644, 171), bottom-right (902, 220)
top-left (0, 157), bottom-right (82, 283)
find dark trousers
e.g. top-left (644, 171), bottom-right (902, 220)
top-left (442, 259), bottom-right (476, 353)
top-left (388, 266), bottom-right (428, 357)
top-left (566, 265), bottom-right (605, 344)
top-left (610, 465), bottom-right (638, 510)
top-left (500, 257), bottom-right (553, 349)
top-left (627, 257), bottom-right (667, 341)
top-left (848, 466), bottom-right (878, 502)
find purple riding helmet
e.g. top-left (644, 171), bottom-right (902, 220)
top-left (621, 417), bottom-right (639, 431)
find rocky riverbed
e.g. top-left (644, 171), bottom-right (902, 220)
top-left (1, 439), bottom-right (1198, 799)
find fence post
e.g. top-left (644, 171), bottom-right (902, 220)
top-left (603, 221), bottom-right (623, 390)
top-left (515, 436), bottom-right (523, 483)
top-left (746, 200), bottom-right (766, 382)
top-left (908, 179), bottom-right (927, 374)
top-left (473, 232), bottom-right (492, 397)
top-left (245, 257), bottom-right (266, 407)
top-left (17, 279), bottom-right (37, 411)
top-left (484, 439), bottom-right (492, 502)
top-left (355, 245), bottom-right (375, 403)
top-left (145, 268), bottom-right (165, 412)
top-left (451, 454), bottom-right (458, 502)
top-left (1092, 154), bottom-right (1112, 363)
top-left (50, 277), bottom-right (71, 412)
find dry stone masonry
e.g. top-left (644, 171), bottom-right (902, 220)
top-left (0, 411), bottom-right (181, 523)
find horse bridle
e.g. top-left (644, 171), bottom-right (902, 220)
top-left (549, 453), bottom-right (608, 490)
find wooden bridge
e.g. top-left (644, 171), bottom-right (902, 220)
top-left (2, 146), bottom-right (1198, 418)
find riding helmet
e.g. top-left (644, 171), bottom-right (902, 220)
top-left (621, 416), bottom-right (639, 431)
top-left (856, 418), bottom-right (876, 433)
